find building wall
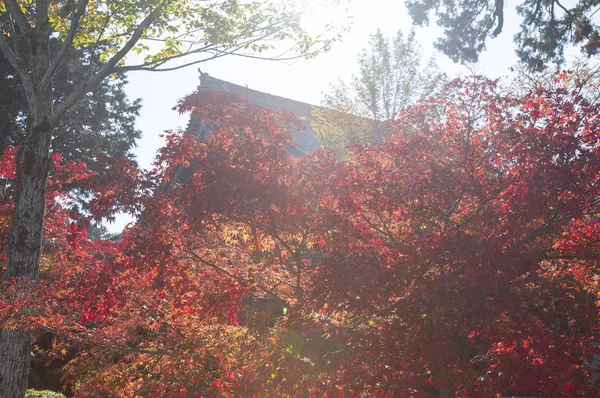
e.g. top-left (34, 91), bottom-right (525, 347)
top-left (198, 72), bottom-right (321, 155)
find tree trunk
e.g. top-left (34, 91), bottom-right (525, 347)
top-left (6, 122), bottom-right (53, 280)
top-left (0, 118), bottom-right (53, 397)
top-left (0, 10), bottom-right (54, 392)
top-left (0, 330), bottom-right (32, 397)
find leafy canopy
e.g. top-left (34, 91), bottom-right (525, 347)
top-left (0, 41), bottom-right (141, 169)
top-left (1, 67), bottom-right (600, 395)
top-left (312, 29), bottom-right (445, 154)
top-left (406, 0), bottom-right (600, 66)
top-left (0, 0), bottom-right (337, 130)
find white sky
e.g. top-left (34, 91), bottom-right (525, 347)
top-left (106, 0), bottom-right (573, 232)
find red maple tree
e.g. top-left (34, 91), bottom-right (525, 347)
top-left (1, 74), bottom-right (599, 397)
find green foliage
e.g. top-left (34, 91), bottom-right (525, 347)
top-left (311, 106), bottom-right (375, 156)
top-left (0, 41), bottom-right (141, 171)
top-left (515, 0), bottom-right (600, 67)
top-left (25, 390), bottom-right (66, 398)
top-left (46, 0), bottom-right (336, 72)
top-left (406, 0), bottom-right (600, 66)
top-left (312, 29), bottom-right (445, 154)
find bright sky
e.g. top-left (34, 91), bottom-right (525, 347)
top-left (106, 0), bottom-right (572, 232)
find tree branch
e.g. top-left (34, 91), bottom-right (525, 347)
top-left (119, 346), bottom-right (178, 357)
top-left (114, 29), bottom-right (276, 72)
top-left (41, 0), bottom-right (91, 90)
top-left (181, 248), bottom-right (289, 305)
top-left (492, 0), bottom-right (504, 37)
top-left (0, 32), bottom-right (34, 95)
top-left (51, 4), bottom-right (166, 125)
top-left (116, 55), bottom-right (221, 72)
top-left (117, 20), bottom-right (325, 73)
top-left (35, 0), bottom-right (50, 32)
top-left (89, 0), bottom-right (113, 74)
top-left (3, 0), bottom-right (31, 35)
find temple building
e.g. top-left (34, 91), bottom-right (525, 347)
top-left (191, 71), bottom-right (321, 157)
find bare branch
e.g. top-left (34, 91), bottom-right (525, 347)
top-left (0, 32), bottom-right (33, 92)
top-left (114, 42), bottom-right (216, 71)
top-left (3, 0), bottom-right (31, 35)
top-left (492, 0), bottom-right (504, 37)
top-left (115, 16), bottom-right (325, 72)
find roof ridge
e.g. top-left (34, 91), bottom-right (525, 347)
top-left (198, 72), bottom-right (321, 110)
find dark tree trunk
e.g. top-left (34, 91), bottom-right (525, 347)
top-left (0, 37), bottom-right (53, 391)
top-left (0, 120), bottom-right (53, 398)
top-left (0, 330), bottom-right (32, 397)
top-left (6, 122), bottom-right (53, 280)
top-left (0, 10), bottom-right (54, 394)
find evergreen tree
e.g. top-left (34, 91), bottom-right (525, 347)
top-left (0, 41), bottom-right (141, 171)
top-left (406, 0), bottom-right (600, 66)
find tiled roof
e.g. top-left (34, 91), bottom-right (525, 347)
top-left (198, 72), bottom-right (321, 155)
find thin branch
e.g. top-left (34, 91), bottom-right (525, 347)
top-left (554, 0), bottom-right (573, 19)
top-left (113, 16), bottom-right (286, 71)
top-left (114, 42), bottom-right (217, 72)
top-left (513, 196), bottom-right (600, 251)
top-left (273, 277), bottom-right (296, 290)
top-left (51, 3), bottom-right (166, 125)
top-left (118, 346), bottom-right (178, 357)
top-left (531, 0), bottom-right (542, 24)
top-left (361, 213), bottom-right (398, 247)
top-left (0, 32), bottom-right (33, 93)
top-left (3, 0), bottom-right (31, 35)
top-left (41, 0), bottom-right (91, 90)
top-left (89, 0), bottom-right (112, 74)
top-left (116, 55), bottom-right (220, 72)
top-left (117, 26), bottom-right (325, 73)
top-left (181, 248), bottom-right (289, 305)
top-left (6, 5), bottom-right (28, 64)
top-left (115, 30), bottom-right (274, 72)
